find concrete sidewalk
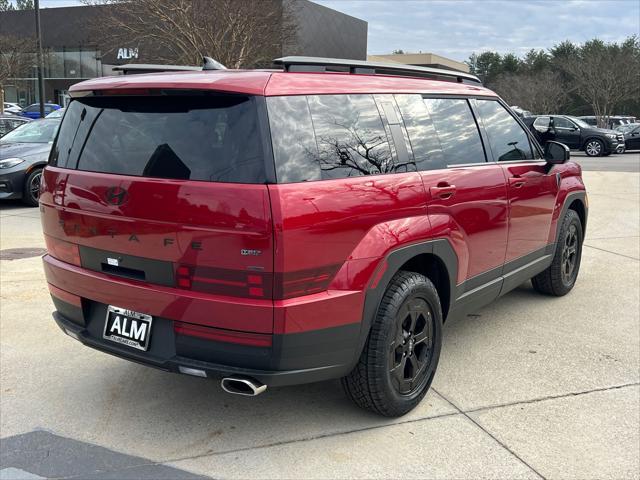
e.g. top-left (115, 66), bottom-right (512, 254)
top-left (1, 169), bottom-right (638, 479)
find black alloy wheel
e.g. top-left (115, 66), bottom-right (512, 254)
top-left (342, 271), bottom-right (443, 417)
top-left (561, 223), bottom-right (579, 286)
top-left (23, 168), bottom-right (43, 207)
top-left (532, 209), bottom-right (583, 296)
top-left (389, 296), bottom-right (434, 395)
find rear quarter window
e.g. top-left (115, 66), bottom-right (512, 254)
top-left (51, 95), bottom-right (265, 184)
top-left (268, 94), bottom-right (405, 183)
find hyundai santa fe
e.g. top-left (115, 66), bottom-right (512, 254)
top-left (41, 57), bottom-right (587, 416)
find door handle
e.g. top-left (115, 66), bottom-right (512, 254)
top-left (509, 176), bottom-right (526, 188)
top-left (430, 184), bottom-right (456, 199)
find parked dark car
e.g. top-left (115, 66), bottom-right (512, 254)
top-left (41, 56), bottom-right (587, 417)
top-left (0, 118), bottom-right (60, 206)
top-left (20, 103), bottom-right (62, 119)
top-left (526, 115), bottom-right (624, 156)
top-left (0, 114), bottom-right (31, 137)
top-left (616, 123), bottom-right (640, 151)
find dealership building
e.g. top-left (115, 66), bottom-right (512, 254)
top-left (0, 1), bottom-right (367, 107)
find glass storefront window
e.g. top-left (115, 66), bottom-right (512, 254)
top-left (47, 51), bottom-right (65, 78)
top-left (80, 49), bottom-right (98, 77)
top-left (64, 50), bottom-right (81, 78)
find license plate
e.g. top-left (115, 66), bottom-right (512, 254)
top-left (103, 306), bottom-right (153, 351)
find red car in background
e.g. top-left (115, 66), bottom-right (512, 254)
top-left (40, 57), bottom-right (587, 416)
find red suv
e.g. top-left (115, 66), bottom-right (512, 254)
top-left (41, 57), bottom-right (587, 417)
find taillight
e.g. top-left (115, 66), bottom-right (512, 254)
top-left (175, 264), bottom-right (271, 298)
top-left (44, 234), bottom-right (81, 267)
top-left (174, 264), bottom-right (339, 300)
top-left (275, 265), bottom-right (340, 299)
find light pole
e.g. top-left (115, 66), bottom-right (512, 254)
top-left (34, 0), bottom-right (45, 118)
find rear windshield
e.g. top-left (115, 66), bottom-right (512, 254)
top-left (51, 95), bottom-right (265, 183)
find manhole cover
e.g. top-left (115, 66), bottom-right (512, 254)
top-left (0, 248), bottom-right (47, 261)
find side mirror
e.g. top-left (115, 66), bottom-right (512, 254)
top-left (544, 141), bottom-right (570, 164)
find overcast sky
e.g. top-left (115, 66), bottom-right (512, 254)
top-left (38, 0), bottom-right (640, 62)
top-left (313, 0), bottom-right (639, 61)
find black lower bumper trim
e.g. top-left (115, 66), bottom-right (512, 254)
top-left (53, 311), bottom-right (355, 387)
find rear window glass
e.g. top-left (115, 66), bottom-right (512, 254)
top-left (51, 95), bottom-right (265, 183)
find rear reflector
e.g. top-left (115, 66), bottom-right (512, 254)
top-left (48, 283), bottom-right (82, 307)
top-left (64, 328), bottom-right (80, 341)
top-left (178, 366), bottom-right (207, 378)
top-left (44, 235), bottom-right (81, 267)
top-left (174, 321), bottom-right (272, 347)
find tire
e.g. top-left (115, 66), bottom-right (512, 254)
top-left (532, 209), bottom-right (583, 296)
top-left (22, 168), bottom-right (43, 207)
top-left (584, 139), bottom-right (604, 157)
top-left (342, 271), bottom-right (443, 417)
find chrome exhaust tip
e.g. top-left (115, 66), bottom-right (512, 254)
top-left (221, 376), bottom-right (267, 396)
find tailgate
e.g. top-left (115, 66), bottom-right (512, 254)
top-left (41, 93), bottom-right (274, 333)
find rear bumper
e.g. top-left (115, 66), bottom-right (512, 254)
top-left (45, 254), bottom-right (364, 387)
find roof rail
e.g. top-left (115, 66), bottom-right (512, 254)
top-left (273, 56), bottom-right (481, 85)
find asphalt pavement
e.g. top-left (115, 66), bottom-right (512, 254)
top-left (0, 156), bottom-right (638, 479)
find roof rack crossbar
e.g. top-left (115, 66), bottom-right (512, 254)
top-left (274, 56), bottom-right (482, 84)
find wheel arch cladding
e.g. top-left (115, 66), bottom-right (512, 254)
top-left (398, 253), bottom-right (451, 321)
top-left (568, 198), bottom-right (586, 233)
top-left (352, 239), bottom-right (457, 367)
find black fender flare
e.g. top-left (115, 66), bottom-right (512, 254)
top-left (350, 239), bottom-right (458, 368)
top-left (555, 190), bottom-right (587, 246)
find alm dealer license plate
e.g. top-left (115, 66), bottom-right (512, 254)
top-left (103, 306), bottom-right (153, 351)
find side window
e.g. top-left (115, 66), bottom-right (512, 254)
top-left (423, 98), bottom-right (486, 166)
top-left (25, 105), bottom-right (38, 113)
top-left (533, 116), bottom-right (551, 131)
top-left (475, 100), bottom-right (534, 161)
top-left (307, 94), bottom-right (395, 180)
top-left (553, 116), bottom-right (573, 129)
top-left (267, 96), bottom-right (322, 183)
top-left (394, 94), bottom-right (445, 170)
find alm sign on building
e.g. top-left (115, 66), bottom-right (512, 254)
top-left (117, 48), bottom-right (139, 60)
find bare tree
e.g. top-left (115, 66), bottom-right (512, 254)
top-left (557, 37), bottom-right (640, 127)
top-left (0, 34), bottom-right (38, 112)
top-left (83, 0), bottom-right (298, 68)
top-left (491, 69), bottom-right (568, 114)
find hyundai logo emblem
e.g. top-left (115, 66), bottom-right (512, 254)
top-left (105, 187), bottom-right (128, 206)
